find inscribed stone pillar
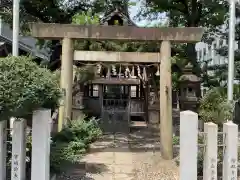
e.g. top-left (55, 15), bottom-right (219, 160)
top-left (58, 37), bottom-right (73, 131)
top-left (180, 111), bottom-right (198, 180)
top-left (159, 40), bottom-right (173, 160)
top-left (222, 121), bottom-right (238, 180)
top-left (31, 109), bottom-right (51, 180)
top-left (203, 122), bottom-right (218, 180)
top-left (0, 121), bottom-right (7, 180)
top-left (11, 119), bottom-right (26, 180)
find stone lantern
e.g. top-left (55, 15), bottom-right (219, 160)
top-left (179, 63), bottom-right (201, 112)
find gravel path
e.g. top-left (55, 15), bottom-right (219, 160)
top-left (57, 126), bottom-right (179, 180)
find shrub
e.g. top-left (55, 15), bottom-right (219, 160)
top-left (172, 136), bottom-right (180, 146)
top-left (199, 87), bottom-right (233, 124)
top-left (0, 56), bottom-right (61, 120)
top-left (52, 115), bottom-right (102, 143)
top-left (50, 115), bottom-right (102, 173)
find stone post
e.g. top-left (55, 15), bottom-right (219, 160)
top-left (203, 122), bottom-right (218, 180)
top-left (160, 40), bottom-right (173, 159)
top-left (11, 119), bottom-right (26, 180)
top-left (0, 121), bottom-right (7, 180)
top-left (180, 110), bottom-right (198, 180)
top-left (58, 37), bottom-right (73, 131)
top-left (31, 109), bottom-right (51, 180)
top-left (222, 121), bottom-right (238, 180)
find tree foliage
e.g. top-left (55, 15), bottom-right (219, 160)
top-left (136, 0), bottom-right (228, 75)
top-left (199, 85), bottom-right (240, 124)
top-left (138, 0), bottom-right (228, 30)
top-left (199, 87), bottom-right (233, 124)
top-left (202, 8), bottom-right (240, 88)
top-left (0, 56), bottom-right (61, 120)
top-left (0, 0), bottom-right (102, 31)
top-left (0, 0), bottom-right (135, 34)
top-left (0, 0), bottom-right (112, 65)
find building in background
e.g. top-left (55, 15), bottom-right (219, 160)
top-left (0, 17), bottom-right (49, 61)
top-left (195, 37), bottom-right (239, 95)
top-left (196, 39), bottom-right (231, 67)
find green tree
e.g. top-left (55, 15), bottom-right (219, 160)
top-left (0, 0), bottom-right (103, 30)
top-left (137, 0), bottom-right (228, 75)
top-left (0, 0), bottom-right (106, 69)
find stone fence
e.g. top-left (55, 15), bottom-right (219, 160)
top-left (0, 109), bottom-right (51, 180)
top-left (180, 110), bottom-right (238, 180)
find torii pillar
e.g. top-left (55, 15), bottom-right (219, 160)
top-left (160, 41), bottom-right (172, 159)
top-left (58, 38), bottom-right (73, 131)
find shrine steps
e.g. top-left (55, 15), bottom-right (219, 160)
top-left (129, 121), bottom-right (147, 128)
top-left (129, 115), bottom-right (147, 128)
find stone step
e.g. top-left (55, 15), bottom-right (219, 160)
top-left (129, 121), bottom-right (147, 128)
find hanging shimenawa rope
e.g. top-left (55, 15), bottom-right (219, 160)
top-left (75, 61), bottom-right (159, 67)
top-left (74, 62), bottom-right (161, 81)
top-left (112, 64), bottom-right (117, 75)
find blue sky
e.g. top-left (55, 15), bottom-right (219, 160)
top-left (128, 0), bottom-right (147, 26)
top-left (128, 0), bottom-right (167, 26)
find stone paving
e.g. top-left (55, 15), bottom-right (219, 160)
top-left (57, 125), bottom-right (179, 180)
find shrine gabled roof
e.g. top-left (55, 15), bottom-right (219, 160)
top-left (99, 8), bottom-right (136, 26)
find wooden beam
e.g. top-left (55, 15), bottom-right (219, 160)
top-left (74, 51), bottom-right (160, 63)
top-left (90, 78), bottom-right (140, 85)
top-left (30, 23), bottom-right (204, 42)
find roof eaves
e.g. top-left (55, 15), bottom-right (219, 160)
top-left (0, 35), bottom-right (49, 60)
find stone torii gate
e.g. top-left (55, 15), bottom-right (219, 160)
top-left (30, 23), bottom-right (204, 159)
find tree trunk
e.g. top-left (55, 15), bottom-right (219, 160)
top-left (186, 43), bottom-right (201, 75)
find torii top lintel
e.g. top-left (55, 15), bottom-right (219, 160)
top-left (30, 23), bottom-right (204, 42)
